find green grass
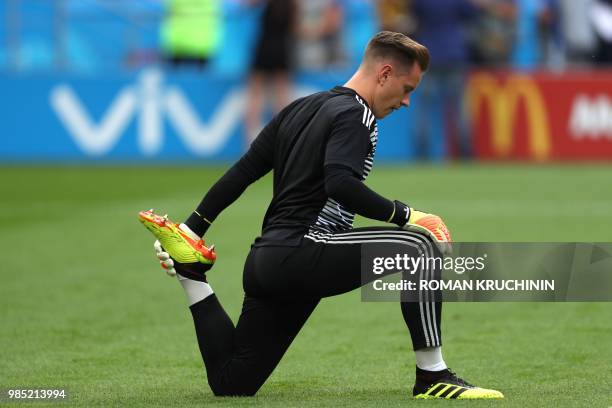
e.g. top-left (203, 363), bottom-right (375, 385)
top-left (1, 164), bottom-right (611, 407)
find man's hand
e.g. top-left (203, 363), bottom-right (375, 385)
top-left (403, 209), bottom-right (452, 256)
top-left (154, 240), bottom-right (177, 276)
top-left (153, 240), bottom-right (215, 281)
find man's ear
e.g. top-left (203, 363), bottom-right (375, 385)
top-left (378, 64), bottom-right (393, 84)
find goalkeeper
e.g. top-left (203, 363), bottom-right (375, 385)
top-left (141, 31), bottom-right (503, 400)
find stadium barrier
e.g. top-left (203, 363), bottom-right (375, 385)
top-left (467, 70), bottom-right (612, 161)
top-left (0, 69), bottom-right (416, 163)
top-left (2, 69), bottom-right (611, 162)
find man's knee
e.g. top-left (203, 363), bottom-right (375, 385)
top-left (208, 373), bottom-right (262, 397)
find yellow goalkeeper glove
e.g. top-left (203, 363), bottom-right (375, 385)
top-left (403, 209), bottom-right (452, 256)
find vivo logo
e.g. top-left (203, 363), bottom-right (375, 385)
top-left (49, 69), bottom-right (315, 157)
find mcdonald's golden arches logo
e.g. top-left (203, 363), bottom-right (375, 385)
top-left (466, 73), bottom-right (551, 160)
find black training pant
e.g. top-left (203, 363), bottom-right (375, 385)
top-left (188, 227), bottom-right (442, 396)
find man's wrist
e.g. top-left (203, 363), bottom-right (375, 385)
top-left (390, 200), bottom-right (411, 226)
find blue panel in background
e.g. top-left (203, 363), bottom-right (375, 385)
top-left (0, 69), bottom-right (424, 163)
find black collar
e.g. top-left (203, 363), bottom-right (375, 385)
top-left (331, 86), bottom-right (371, 109)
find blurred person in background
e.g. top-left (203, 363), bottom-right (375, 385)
top-left (161, 0), bottom-right (222, 68)
top-left (245, 0), bottom-right (297, 145)
top-left (468, 0), bottom-right (561, 69)
top-left (590, 0), bottom-right (612, 63)
top-left (295, 0), bottom-right (344, 71)
top-left (558, 0), bottom-right (596, 65)
top-left (377, 0), bottom-right (415, 34)
top-left (511, 0), bottom-right (558, 69)
top-left (538, 0), bottom-right (565, 69)
top-left (410, 0), bottom-right (478, 159)
top-left (342, 0), bottom-right (379, 69)
top-left (467, 0), bottom-right (516, 66)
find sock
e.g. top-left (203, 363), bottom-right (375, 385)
top-left (178, 275), bottom-right (214, 306)
top-left (189, 295), bottom-right (236, 377)
top-left (184, 210), bottom-right (212, 238)
top-left (415, 347), bottom-right (447, 372)
top-left (179, 223), bottom-right (200, 240)
top-left (176, 223), bottom-right (213, 305)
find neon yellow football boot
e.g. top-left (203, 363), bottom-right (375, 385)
top-left (413, 368), bottom-right (504, 400)
top-left (138, 209), bottom-right (216, 265)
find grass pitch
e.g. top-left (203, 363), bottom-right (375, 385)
top-left (1, 164), bottom-right (611, 407)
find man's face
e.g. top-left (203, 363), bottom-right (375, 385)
top-left (371, 61), bottom-right (423, 119)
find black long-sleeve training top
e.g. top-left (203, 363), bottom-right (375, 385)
top-left (185, 86), bottom-right (409, 246)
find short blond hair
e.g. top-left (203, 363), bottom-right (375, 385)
top-left (364, 31), bottom-right (430, 72)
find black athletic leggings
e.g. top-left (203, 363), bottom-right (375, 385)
top-left (188, 227), bottom-right (442, 396)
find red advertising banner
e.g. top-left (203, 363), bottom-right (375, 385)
top-left (467, 71), bottom-right (612, 160)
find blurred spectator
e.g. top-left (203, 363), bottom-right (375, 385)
top-left (511, 0), bottom-right (556, 69)
top-left (590, 0), bottom-right (612, 63)
top-left (295, 0), bottom-right (344, 70)
top-left (377, 0), bottom-right (415, 34)
top-left (245, 0), bottom-right (297, 144)
top-left (470, 0), bottom-right (562, 69)
top-left (468, 0), bottom-right (516, 66)
top-left (559, 0), bottom-right (596, 64)
top-left (161, 0), bottom-right (222, 68)
top-left (539, 0), bottom-right (565, 69)
top-left (410, 0), bottom-right (478, 159)
top-left (343, 0), bottom-right (379, 69)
